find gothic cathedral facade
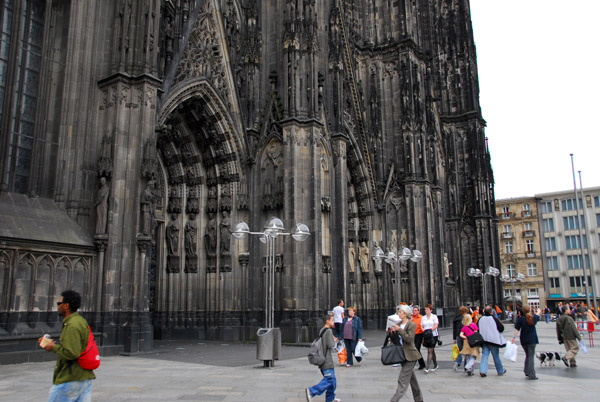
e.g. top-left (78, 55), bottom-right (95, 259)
top-left (0, 0), bottom-right (499, 355)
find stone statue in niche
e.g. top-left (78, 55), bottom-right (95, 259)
top-left (389, 231), bottom-right (398, 255)
top-left (205, 212), bottom-right (217, 257)
top-left (400, 228), bottom-right (407, 244)
top-left (220, 210), bottom-right (231, 255)
top-left (140, 178), bottom-right (156, 235)
top-left (185, 214), bottom-right (198, 257)
top-left (166, 215), bottom-right (179, 256)
top-left (348, 241), bottom-right (356, 273)
top-left (359, 241), bottom-right (370, 273)
top-left (95, 177), bottom-right (109, 234)
top-left (444, 253), bottom-right (452, 279)
top-left (372, 241), bottom-right (383, 274)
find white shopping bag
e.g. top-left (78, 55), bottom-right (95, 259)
top-left (579, 340), bottom-right (588, 354)
top-left (355, 340), bottom-right (369, 357)
top-left (503, 342), bottom-right (518, 362)
top-left (334, 339), bottom-right (345, 352)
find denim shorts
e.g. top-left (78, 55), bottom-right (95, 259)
top-left (48, 379), bottom-right (92, 402)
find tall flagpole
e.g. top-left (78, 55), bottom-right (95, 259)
top-left (571, 154), bottom-right (591, 309)
top-left (578, 171), bottom-right (598, 312)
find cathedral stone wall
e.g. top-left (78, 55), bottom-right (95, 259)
top-left (0, 0), bottom-right (500, 360)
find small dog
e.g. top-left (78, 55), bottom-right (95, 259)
top-left (536, 352), bottom-right (560, 366)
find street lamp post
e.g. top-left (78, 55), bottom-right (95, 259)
top-left (467, 266), bottom-right (500, 306)
top-left (232, 217), bottom-right (309, 367)
top-left (374, 247), bottom-right (422, 304)
top-left (500, 272), bottom-right (525, 323)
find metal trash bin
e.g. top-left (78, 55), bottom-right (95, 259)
top-left (256, 327), bottom-right (281, 363)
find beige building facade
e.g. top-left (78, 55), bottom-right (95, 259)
top-left (496, 197), bottom-right (546, 311)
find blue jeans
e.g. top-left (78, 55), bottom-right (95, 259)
top-left (48, 380), bottom-right (92, 402)
top-left (343, 339), bottom-right (362, 366)
top-left (480, 344), bottom-right (504, 375)
top-left (455, 338), bottom-right (464, 367)
top-left (545, 313), bottom-right (550, 323)
top-left (308, 368), bottom-right (336, 402)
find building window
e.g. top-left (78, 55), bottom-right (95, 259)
top-left (501, 206), bottom-right (510, 218)
top-left (504, 241), bottom-right (513, 254)
top-left (563, 215), bottom-right (585, 230)
top-left (529, 301), bottom-right (540, 310)
top-left (567, 255), bottom-right (588, 269)
top-left (523, 203), bottom-right (531, 212)
top-left (549, 277), bottom-right (560, 292)
top-left (561, 198), bottom-right (583, 211)
top-left (596, 213), bottom-right (600, 227)
top-left (505, 264), bottom-right (516, 277)
top-left (526, 239), bottom-right (535, 252)
top-left (565, 235), bottom-right (587, 250)
top-left (595, 196), bottom-right (600, 208)
top-left (0, 0), bottom-right (46, 193)
top-left (543, 218), bottom-right (555, 232)
top-left (546, 256), bottom-right (559, 270)
top-left (527, 263), bottom-right (537, 276)
top-left (503, 224), bottom-right (512, 234)
top-left (527, 288), bottom-right (539, 297)
top-left (569, 276), bottom-right (589, 294)
top-left (504, 289), bottom-right (521, 298)
top-left (523, 222), bottom-right (532, 231)
top-left (541, 201), bottom-right (552, 214)
top-left (545, 237), bottom-right (557, 251)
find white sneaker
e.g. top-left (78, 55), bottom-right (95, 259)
top-left (423, 369), bottom-right (430, 373)
top-left (453, 362), bottom-right (459, 371)
top-left (305, 388), bottom-right (313, 401)
top-left (431, 365), bottom-right (439, 372)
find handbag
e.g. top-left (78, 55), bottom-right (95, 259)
top-left (466, 325), bottom-right (484, 348)
top-left (381, 331), bottom-right (406, 365)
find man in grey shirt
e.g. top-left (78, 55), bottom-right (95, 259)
top-left (306, 314), bottom-right (341, 402)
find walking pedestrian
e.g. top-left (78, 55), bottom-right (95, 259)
top-left (342, 306), bottom-right (363, 367)
top-left (452, 306), bottom-right (469, 371)
top-left (38, 290), bottom-right (96, 401)
top-left (420, 304), bottom-right (439, 373)
top-left (459, 314), bottom-right (481, 375)
top-left (511, 306), bottom-right (541, 380)
top-left (389, 304), bottom-right (424, 402)
top-left (411, 305), bottom-right (426, 370)
top-left (306, 314), bottom-right (341, 402)
top-left (478, 305), bottom-right (507, 377)
top-left (333, 299), bottom-right (345, 339)
top-left (556, 307), bottom-right (581, 367)
top-left (544, 305), bottom-right (550, 324)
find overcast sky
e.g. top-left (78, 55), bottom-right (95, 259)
top-left (469, 0), bottom-right (600, 200)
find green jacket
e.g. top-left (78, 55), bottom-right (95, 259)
top-left (52, 312), bottom-right (96, 385)
top-left (556, 314), bottom-right (581, 343)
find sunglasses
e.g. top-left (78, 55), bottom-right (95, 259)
top-left (56, 301), bottom-right (66, 306)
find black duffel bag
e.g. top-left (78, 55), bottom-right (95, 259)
top-left (381, 331), bottom-right (406, 365)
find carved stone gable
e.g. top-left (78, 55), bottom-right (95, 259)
top-left (175, 0), bottom-right (233, 108)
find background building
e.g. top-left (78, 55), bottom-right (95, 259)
top-left (496, 197), bottom-right (545, 311)
top-left (0, 0), bottom-right (498, 359)
top-left (536, 187), bottom-right (600, 311)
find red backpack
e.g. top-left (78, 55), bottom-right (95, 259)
top-left (78, 326), bottom-right (100, 370)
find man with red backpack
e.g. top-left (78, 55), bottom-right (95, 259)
top-left (39, 290), bottom-right (96, 401)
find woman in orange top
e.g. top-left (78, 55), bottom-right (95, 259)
top-left (411, 305), bottom-right (426, 370)
top-left (472, 306), bottom-right (481, 324)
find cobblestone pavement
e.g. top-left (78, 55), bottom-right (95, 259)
top-left (1, 321), bottom-right (598, 401)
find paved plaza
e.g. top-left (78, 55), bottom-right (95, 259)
top-left (1, 322), bottom-right (599, 401)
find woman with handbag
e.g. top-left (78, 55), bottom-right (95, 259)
top-left (478, 305), bottom-right (507, 377)
top-left (342, 306), bottom-right (363, 367)
top-left (511, 306), bottom-right (540, 380)
top-left (389, 304), bottom-right (423, 402)
top-left (420, 304), bottom-right (439, 373)
top-left (459, 314), bottom-right (481, 376)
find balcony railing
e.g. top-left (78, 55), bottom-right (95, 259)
top-left (521, 210), bottom-right (532, 217)
top-left (522, 230), bottom-right (536, 238)
top-left (500, 212), bottom-right (515, 220)
top-left (526, 251), bottom-right (536, 258)
top-left (501, 232), bottom-right (514, 239)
